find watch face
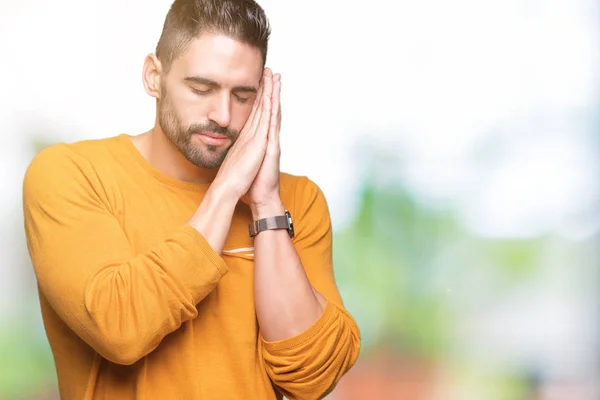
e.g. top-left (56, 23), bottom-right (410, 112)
top-left (285, 210), bottom-right (295, 238)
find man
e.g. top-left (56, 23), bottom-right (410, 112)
top-left (22, 0), bottom-right (360, 399)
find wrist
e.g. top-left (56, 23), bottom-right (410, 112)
top-left (250, 199), bottom-right (285, 220)
top-left (209, 177), bottom-right (244, 204)
top-left (187, 180), bottom-right (239, 254)
top-left (207, 181), bottom-right (240, 209)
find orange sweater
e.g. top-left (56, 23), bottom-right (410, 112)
top-left (22, 134), bottom-right (360, 400)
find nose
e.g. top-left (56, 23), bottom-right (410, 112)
top-left (207, 91), bottom-right (231, 129)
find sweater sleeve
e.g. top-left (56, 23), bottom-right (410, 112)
top-left (259, 177), bottom-right (361, 400)
top-left (22, 145), bottom-right (228, 366)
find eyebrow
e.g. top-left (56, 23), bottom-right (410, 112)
top-left (184, 76), bottom-right (257, 93)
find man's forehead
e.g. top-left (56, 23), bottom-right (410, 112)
top-left (171, 33), bottom-right (263, 85)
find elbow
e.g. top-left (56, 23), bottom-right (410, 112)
top-left (84, 299), bottom-right (165, 365)
top-left (106, 354), bottom-right (140, 366)
top-left (264, 315), bottom-right (362, 399)
top-left (82, 266), bottom-right (177, 365)
top-left (346, 326), bottom-right (362, 369)
top-left (94, 330), bottom-right (160, 366)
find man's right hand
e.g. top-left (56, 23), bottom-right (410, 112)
top-left (213, 68), bottom-right (274, 200)
top-left (187, 68), bottom-right (274, 254)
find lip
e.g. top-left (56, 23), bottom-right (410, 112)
top-left (195, 132), bottom-right (229, 146)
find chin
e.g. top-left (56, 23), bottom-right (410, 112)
top-left (196, 152), bottom-right (227, 170)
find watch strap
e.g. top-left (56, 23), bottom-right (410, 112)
top-left (249, 210), bottom-right (295, 238)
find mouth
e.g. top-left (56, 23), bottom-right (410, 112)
top-left (194, 132), bottom-right (229, 147)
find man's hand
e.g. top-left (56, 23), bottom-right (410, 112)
top-left (187, 69), bottom-right (274, 253)
top-left (212, 68), bottom-right (274, 201)
top-left (243, 71), bottom-right (283, 219)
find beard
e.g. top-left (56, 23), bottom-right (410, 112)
top-left (158, 91), bottom-right (239, 170)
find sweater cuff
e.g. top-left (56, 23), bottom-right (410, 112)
top-left (261, 300), bottom-right (336, 353)
top-left (181, 225), bottom-right (229, 276)
top-left (169, 225), bottom-right (229, 302)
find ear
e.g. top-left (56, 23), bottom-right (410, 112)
top-left (142, 53), bottom-right (163, 99)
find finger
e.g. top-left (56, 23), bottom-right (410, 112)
top-left (256, 72), bottom-right (273, 140)
top-left (244, 76), bottom-right (267, 138)
top-left (260, 71), bottom-right (273, 131)
top-left (240, 70), bottom-right (267, 137)
top-left (252, 69), bottom-right (269, 115)
top-left (249, 80), bottom-right (264, 120)
top-left (269, 74), bottom-right (281, 146)
top-left (246, 68), bottom-right (273, 136)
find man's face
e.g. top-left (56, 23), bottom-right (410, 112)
top-left (158, 33), bottom-right (264, 169)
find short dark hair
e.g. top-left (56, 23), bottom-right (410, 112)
top-left (156, 0), bottom-right (271, 73)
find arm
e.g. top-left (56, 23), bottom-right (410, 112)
top-left (251, 200), bottom-right (325, 342)
top-left (23, 145), bottom-right (232, 365)
top-left (23, 69), bottom-right (274, 366)
top-left (254, 177), bottom-right (361, 400)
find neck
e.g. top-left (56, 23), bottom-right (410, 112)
top-left (133, 127), bottom-right (218, 185)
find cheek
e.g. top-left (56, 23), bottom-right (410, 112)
top-left (172, 91), bottom-right (209, 123)
top-left (231, 103), bottom-right (254, 131)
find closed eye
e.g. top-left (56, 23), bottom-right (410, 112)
top-left (234, 94), bottom-right (250, 104)
top-left (191, 87), bottom-right (212, 95)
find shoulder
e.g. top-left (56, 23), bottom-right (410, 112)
top-left (23, 135), bottom-right (120, 201)
top-left (280, 171), bottom-right (324, 197)
top-left (279, 172), bottom-right (329, 216)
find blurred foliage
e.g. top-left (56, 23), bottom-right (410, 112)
top-left (333, 176), bottom-right (545, 361)
top-left (0, 304), bottom-right (57, 399)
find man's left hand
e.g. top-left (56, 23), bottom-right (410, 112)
top-left (243, 71), bottom-right (284, 219)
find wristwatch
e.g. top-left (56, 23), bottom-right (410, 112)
top-left (249, 210), bottom-right (295, 239)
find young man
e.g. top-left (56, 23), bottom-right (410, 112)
top-left (22, 0), bottom-right (360, 399)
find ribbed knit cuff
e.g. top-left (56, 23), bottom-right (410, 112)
top-left (260, 300), bottom-right (336, 353)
